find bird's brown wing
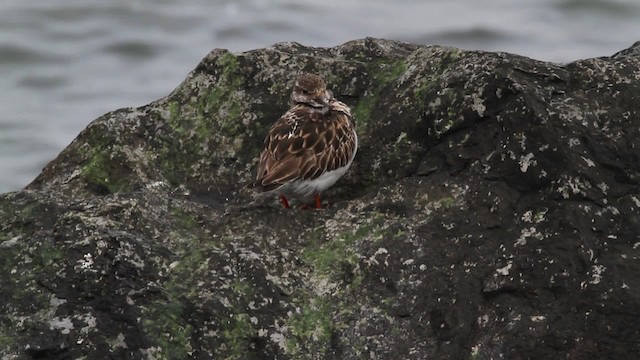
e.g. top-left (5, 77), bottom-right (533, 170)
top-left (315, 100), bottom-right (356, 176)
top-left (254, 102), bottom-right (356, 191)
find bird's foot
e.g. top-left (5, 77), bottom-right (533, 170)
top-left (279, 194), bottom-right (291, 209)
top-left (297, 194), bottom-right (324, 210)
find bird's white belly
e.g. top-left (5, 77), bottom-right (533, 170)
top-left (284, 133), bottom-right (358, 199)
top-left (289, 164), bottom-right (350, 198)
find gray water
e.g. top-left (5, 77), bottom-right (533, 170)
top-left (2, 0), bottom-right (639, 193)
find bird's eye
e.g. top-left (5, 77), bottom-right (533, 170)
top-left (302, 89), bottom-right (309, 95)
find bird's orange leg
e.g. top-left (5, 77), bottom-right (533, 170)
top-left (314, 194), bottom-right (322, 209)
top-left (279, 194), bottom-right (291, 209)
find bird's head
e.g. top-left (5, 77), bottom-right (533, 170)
top-left (290, 74), bottom-right (332, 111)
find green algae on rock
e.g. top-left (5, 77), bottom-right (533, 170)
top-left (2, 38), bottom-right (640, 359)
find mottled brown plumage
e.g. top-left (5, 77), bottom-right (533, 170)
top-left (252, 74), bottom-right (357, 208)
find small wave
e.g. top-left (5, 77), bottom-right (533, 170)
top-left (17, 75), bottom-right (67, 89)
top-left (556, 0), bottom-right (639, 16)
top-left (399, 27), bottom-right (519, 48)
top-left (0, 44), bottom-right (62, 65)
top-left (101, 40), bottom-right (161, 60)
top-left (216, 20), bottom-right (297, 41)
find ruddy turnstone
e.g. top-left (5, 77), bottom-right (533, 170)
top-left (252, 74), bottom-right (357, 209)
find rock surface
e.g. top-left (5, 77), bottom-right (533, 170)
top-left (2, 38), bottom-right (640, 359)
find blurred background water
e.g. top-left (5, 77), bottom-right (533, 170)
top-left (1, 0), bottom-right (639, 193)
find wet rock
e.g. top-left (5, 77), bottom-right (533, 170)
top-left (2, 38), bottom-right (640, 359)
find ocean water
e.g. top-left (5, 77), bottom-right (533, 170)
top-left (1, 0), bottom-right (639, 193)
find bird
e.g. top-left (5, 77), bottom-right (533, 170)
top-left (251, 73), bottom-right (357, 209)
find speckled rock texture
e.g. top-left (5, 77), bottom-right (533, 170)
top-left (2, 38), bottom-right (640, 359)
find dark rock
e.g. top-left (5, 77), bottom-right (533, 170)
top-left (2, 37), bottom-right (640, 359)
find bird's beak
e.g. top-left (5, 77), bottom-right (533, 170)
top-left (310, 97), bottom-right (330, 109)
top-left (325, 90), bottom-right (334, 100)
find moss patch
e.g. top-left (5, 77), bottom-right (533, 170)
top-left (286, 297), bottom-right (334, 355)
top-left (353, 59), bottom-right (407, 134)
top-left (0, 327), bottom-right (13, 351)
top-left (221, 312), bottom-right (256, 359)
top-left (1, 199), bottom-right (43, 238)
top-left (371, 59), bottom-right (407, 85)
top-left (170, 207), bottom-right (198, 231)
top-left (352, 93), bottom-right (378, 135)
top-left (438, 196), bottom-right (456, 208)
top-left (283, 218), bottom-right (398, 354)
top-left (303, 237), bottom-right (357, 280)
top-left (142, 300), bottom-right (193, 359)
top-left (158, 52), bottom-right (247, 187)
top-left (81, 150), bottom-right (132, 194)
top-left (75, 122), bottom-right (136, 195)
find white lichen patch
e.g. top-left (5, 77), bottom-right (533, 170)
top-left (505, 150), bottom-right (518, 161)
top-left (496, 262), bottom-right (513, 276)
top-left (519, 153), bottom-right (536, 172)
top-left (589, 264), bottom-right (606, 285)
top-left (582, 263), bottom-right (607, 289)
top-left (471, 344), bottom-right (481, 357)
top-left (146, 180), bottom-right (169, 190)
top-left (1, 235), bottom-right (21, 248)
top-left (63, 168), bottom-right (83, 184)
top-left (308, 276), bottom-right (338, 297)
top-left (395, 132), bottom-right (408, 144)
top-left (470, 93), bottom-right (486, 117)
top-left (443, 223), bottom-right (455, 230)
top-left (515, 227), bottom-right (543, 246)
top-left (596, 206), bottom-right (620, 216)
top-left (515, 132), bottom-right (527, 151)
top-left (79, 313), bottom-right (97, 334)
top-left (49, 295), bottom-right (67, 308)
top-left (366, 247), bottom-right (389, 266)
top-left (534, 208), bottom-right (548, 223)
top-left (113, 333), bottom-right (128, 349)
top-left (581, 156), bottom-right (596, 168)
top-left (270, 331), bottom-right (287, 351)
top-left (433, 117), bottom-right (458, 136)
top-left (427, 97), bottom-right (442, 112)
top-left (116, 241), bottom-right (145, 269)
top-left (531, 315), bottom-right (546, 322)
top-left (556, 175), bottom-right (591, 199)
top-left (140, 347), bottom-right (162, 358)
top-left (49, 317), bottom-right (74, 334)
top-left (220, 297), bottom-right (231, 308)
top-left (477, 314), bottom-right (490, 327)
top-left (76, 253), bottom-right (97, 273)
top-left (597, 182), bottom-right (609, 194)
top-left (402, 259), bottom-right (414, 266)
